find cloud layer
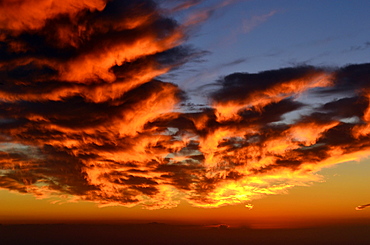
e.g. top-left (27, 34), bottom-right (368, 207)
top-left (0, 0), bottom-right (369, 209)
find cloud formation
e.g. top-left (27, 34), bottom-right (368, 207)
top-left (0, 0), bottom-right (370, 209)
top-left (0, 0), bottom-right (189, 209)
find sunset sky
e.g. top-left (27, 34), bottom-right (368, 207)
top-left (0, 0), bottom-right (370, 229)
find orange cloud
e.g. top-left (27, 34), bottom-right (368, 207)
top-left (0, 0), bottom-right (106, 32)
top-left (1, 0), bottom-right (370, 210)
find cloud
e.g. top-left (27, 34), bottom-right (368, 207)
top-left (355, 204), bottom-right (370, 210)
top-left (183, 0), bottom-right (245, 26)
top-left (0, 0), bottom-right (370, 210)
top-left (242, 10), bottom-right (277, 33)
top-left (169, 0), bottom-right (204, 12)
top-left (0, 0), bottom-right (191, 208)
top-left (180, 58), bottom-right (247, 89)
top-left (218, 9), bottom-right (277, 47)
top-left (343, 41), bottom-right (370, 53)
top-left (148, 63), bottom-right (370, 208)
top-left (0, 0), bottom-right (106, 32)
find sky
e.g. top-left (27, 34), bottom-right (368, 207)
top-left (0, 0), bottom-right (369, 229)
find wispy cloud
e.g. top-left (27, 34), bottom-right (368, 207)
top-left (242, 10), bottom-right (278, 33)
top-left (183, 0), bottom-right (247, 26)
top-left (180, 58), bottom-right (248, 89)
top-left (169, 0), bottom-right (204, 12)
top-left (355, 203), bottom-right (370, 210)
top-left (218, 9), bottom-right (279, 50)
top-left (343, 41), bottom-right (370, 53)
